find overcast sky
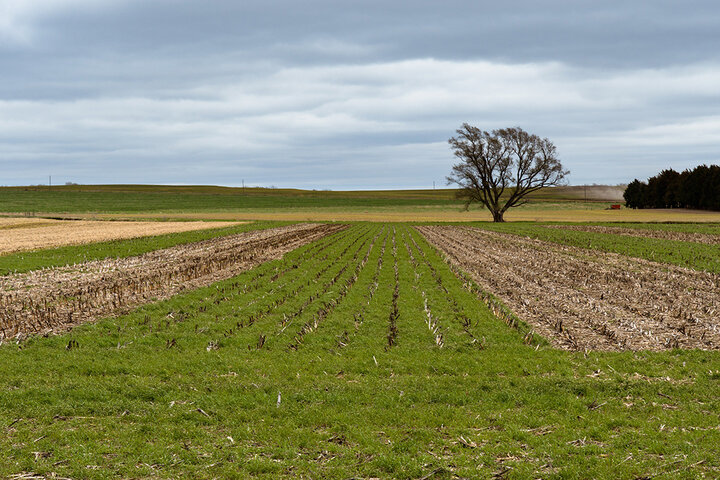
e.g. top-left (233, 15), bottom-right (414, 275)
top-left (1, 1), bottom-right (719, 189)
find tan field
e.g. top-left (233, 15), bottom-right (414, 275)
top-left (50, 205), bottom-right (720, 223)
top-left (0, 218), bottom-right (242, 254)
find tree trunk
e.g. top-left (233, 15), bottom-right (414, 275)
top-left (492, 210), bottom-right (505, 222)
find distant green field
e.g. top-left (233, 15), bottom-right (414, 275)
top-left (0, 184), bottom-right (620, 214)
top-left (0, 185), bottom-right (457, 213)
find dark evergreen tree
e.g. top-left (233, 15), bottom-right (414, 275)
top-left (623, 179), bottom-right (648, 208)
top-left (626, 164), bottom-right (720, 211)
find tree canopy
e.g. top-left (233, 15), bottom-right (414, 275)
top-left (624, 165), bottom-right (720, 210)
top-left (447, 124), bottom-right (568, 222)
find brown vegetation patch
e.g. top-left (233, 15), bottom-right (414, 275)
top-left (0, 218), bottom-right (243, 254)
top-left (0, 218), bottom-right (59, 231)
top-left (0, 223), bottom-right (344, 340)
top-left (544, 224), bottom-right (720, 245)
top-left (417, 225), bottom-right (720, 351)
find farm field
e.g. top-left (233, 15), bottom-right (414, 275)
top-left (82, 205), bottom-right (720, 223)
top-left (0, 218), bottom-right (242, 255)
top-left (0, 186), bottom-right (460, 214)
top-left (1, 184), bottom-right (620, 213)
top-left (419, 225), bottom-right (720, 351)
top-left (0, 223), bottom-right (341, 340)
top-left (544, 223), bottom-right (720, 244)
top-left (0, 221), bottom-right (288, 276)
top-left (1, 222), bottom-right (720, 479)
top-left (476, 222), bottom-right (720, 274)
top-left (6, 184), bottom-right (720, 223)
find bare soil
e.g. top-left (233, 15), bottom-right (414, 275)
top-left (0, 223), bottom-right (344, 339)
top-left (417, 225), bottom-right (720, 351)
top-left (0, 218), bottom-right (243, 254)
top-left (545, 224), bottom-right (720, 245)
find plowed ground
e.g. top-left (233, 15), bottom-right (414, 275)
top-left (0, 223), bottom-right (343, 339)
top-left (417, 225), bottom-right (720, 351)
top-left (545, 224), bottom-right (720, 245)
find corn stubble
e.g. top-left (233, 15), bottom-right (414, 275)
top-left (545, 224), bottom-right (720, 246)
top-left (0, 223), bottom-right (344, 340)
top-left (417, 225), bottom-right (720, 351)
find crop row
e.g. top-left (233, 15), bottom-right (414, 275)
top-left (0, 224), bottom-right (342, 340)
top-left (476, 222), bottom-right (720, 274)
top-left (89, 224), bottom-right (528, 356)
top-left (419, 225), bottom-right (720, 351)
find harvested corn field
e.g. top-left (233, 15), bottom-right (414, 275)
top-left (2, 222), bottom-right (720, 479)
top-left (0, 223), bottom-right (343, 339)
top-left (417, 225), bottom-right (720, 351)
top-left (0, 218), bottom-right (243, 254)
top-left (545, 224), bottom-right (720, 245)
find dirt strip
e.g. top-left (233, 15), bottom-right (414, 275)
top-left (544, 224), bottom-right (720, 245)
top-left (0, 223), bottom-right (345, 340)
top-left (417, 225), bottom-right (720, 351)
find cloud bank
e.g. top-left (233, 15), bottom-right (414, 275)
top-left (1, 1), bottom-right (719, 188)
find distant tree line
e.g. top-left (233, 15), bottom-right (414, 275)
top-left (624, 165), bottom-right (720, 210)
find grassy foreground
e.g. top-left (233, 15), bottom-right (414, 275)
top-left (1, 224), bottom-right (719, 479)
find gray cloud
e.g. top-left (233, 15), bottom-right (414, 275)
top-left (1, 1), bottom-right (720, 188)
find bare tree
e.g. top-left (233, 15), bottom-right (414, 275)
top-left (447, 124), bottom-right (568, 222)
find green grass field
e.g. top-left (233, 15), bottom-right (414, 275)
top-left (0, 184), bottom-right (624, 214)
top-left (6, 184), bottom-right (720, 223)
top-left (0, 184), bottom-right (622, 213)
top-left (2, 187), bottom-right (720, 478)
top-left (0, 185), bottom-right (459, 213)
top-left (2, 223), bottom-right (720, 479)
